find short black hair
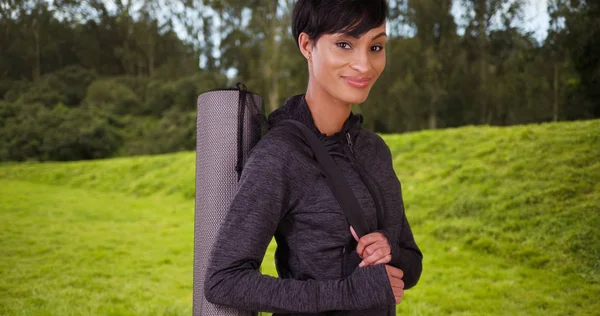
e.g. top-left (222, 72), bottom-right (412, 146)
top-left (292, 0), bottom-right (388, 49)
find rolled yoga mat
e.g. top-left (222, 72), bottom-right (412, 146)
top-left (193, 86), bottom-right (264, 316)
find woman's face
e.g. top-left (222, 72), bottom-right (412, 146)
top-left (302, 23), bottom-right (387, 104)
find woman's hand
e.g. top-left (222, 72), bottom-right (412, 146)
top-left (351, 228), bottom-right (404, 303)
top-left (350, 226), bottom-right (392, 267)
top-left (385, 265), bottom-right (405, 304)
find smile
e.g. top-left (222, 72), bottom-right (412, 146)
top-left (341, 76), bottom-right (371, 88)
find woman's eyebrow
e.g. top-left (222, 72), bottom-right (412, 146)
top-left (338, 31), bottom-right (387, 40)
top-left (372, 32), bottom-right (387, 40)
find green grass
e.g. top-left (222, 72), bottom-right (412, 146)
top-left (0, 180), bottom-right (193, 315)
top-left (0, 152), bottom-right (197, 200)
top-left (384, 120), bottom-right (600, 283)
top-left (1, 119), bottom-right (599, 315)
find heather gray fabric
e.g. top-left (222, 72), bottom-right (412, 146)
top-left (194, 89), bottom-right (263, 316)
top-left (204, 94), bottom-right (423, 315)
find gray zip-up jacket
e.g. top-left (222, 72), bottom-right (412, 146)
top-left (204, 94), bottom-right (422, 315)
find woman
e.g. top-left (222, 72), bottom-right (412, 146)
top-left (204, 0), bottom-right (422, 315)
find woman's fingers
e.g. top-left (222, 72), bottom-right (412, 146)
top-left (356, 232), bottom-right (383, 257)
top-left (371, 254), bottom-right (392, 266)
top-left (394, 287), bottom-right (404, 303)
top-left (385, 265), bottom-right (405, 305)
top-left (363, 240), bottom-right (390, 257)
top-left (356, 232), bottom-right (390, 259)
top-left (359, 249), bottom-right (390, 267)
top-left (391, 279), bottom-right (405, 290)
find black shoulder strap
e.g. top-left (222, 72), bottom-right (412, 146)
top-left (273, 119), bottom-right (370, 238)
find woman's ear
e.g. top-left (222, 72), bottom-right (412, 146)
top-left (298, 32), bottom-right (313, 61)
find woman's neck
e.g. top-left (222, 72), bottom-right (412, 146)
top-left (304, 83), bottom-right (351, 136)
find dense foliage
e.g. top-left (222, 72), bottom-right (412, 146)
top-left (1, 0), bottom-right (598, 161)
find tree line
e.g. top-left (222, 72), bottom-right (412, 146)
top-left (0, 0), bottom-right (598, 161)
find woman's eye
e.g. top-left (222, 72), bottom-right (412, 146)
top-left (372, 45), bottom-right (384, 52)
top-left (336, 42), bottom-right (351, 49)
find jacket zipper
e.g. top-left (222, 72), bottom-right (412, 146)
top-left (346, 132), bottom-right (354, 154)
top-left (343, 131), bottom-right (387, 230)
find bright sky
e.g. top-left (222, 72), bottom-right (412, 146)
top-left (451, 0), bottom-right (550, 42)
top-left (523, 0), bottom-right (550, 41)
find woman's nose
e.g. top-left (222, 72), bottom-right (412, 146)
top-left (349, 52), bottom-right (372, 73)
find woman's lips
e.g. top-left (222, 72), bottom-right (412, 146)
top-left (341, 76), bottom-right (372, 88)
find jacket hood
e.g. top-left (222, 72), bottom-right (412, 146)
top-left (267, 94), bottom-right (363, 141)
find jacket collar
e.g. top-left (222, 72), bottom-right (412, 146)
top-left (267, 94), bottom-right (363, 141)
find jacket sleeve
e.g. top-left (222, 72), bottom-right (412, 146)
top-left (373, 136), bottom-right (423, 290)
top-left (204, 136), bottom-right (395, 313)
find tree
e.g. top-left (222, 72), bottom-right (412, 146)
top-left (409, 0), bottom-right (460, 129)
top-left (461, 0), bottom-right (504, 124)
top-left (562, 0), bottom-right (600, 119)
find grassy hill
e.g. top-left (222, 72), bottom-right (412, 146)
top-left (1, 119), bottom-right (599, 315)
